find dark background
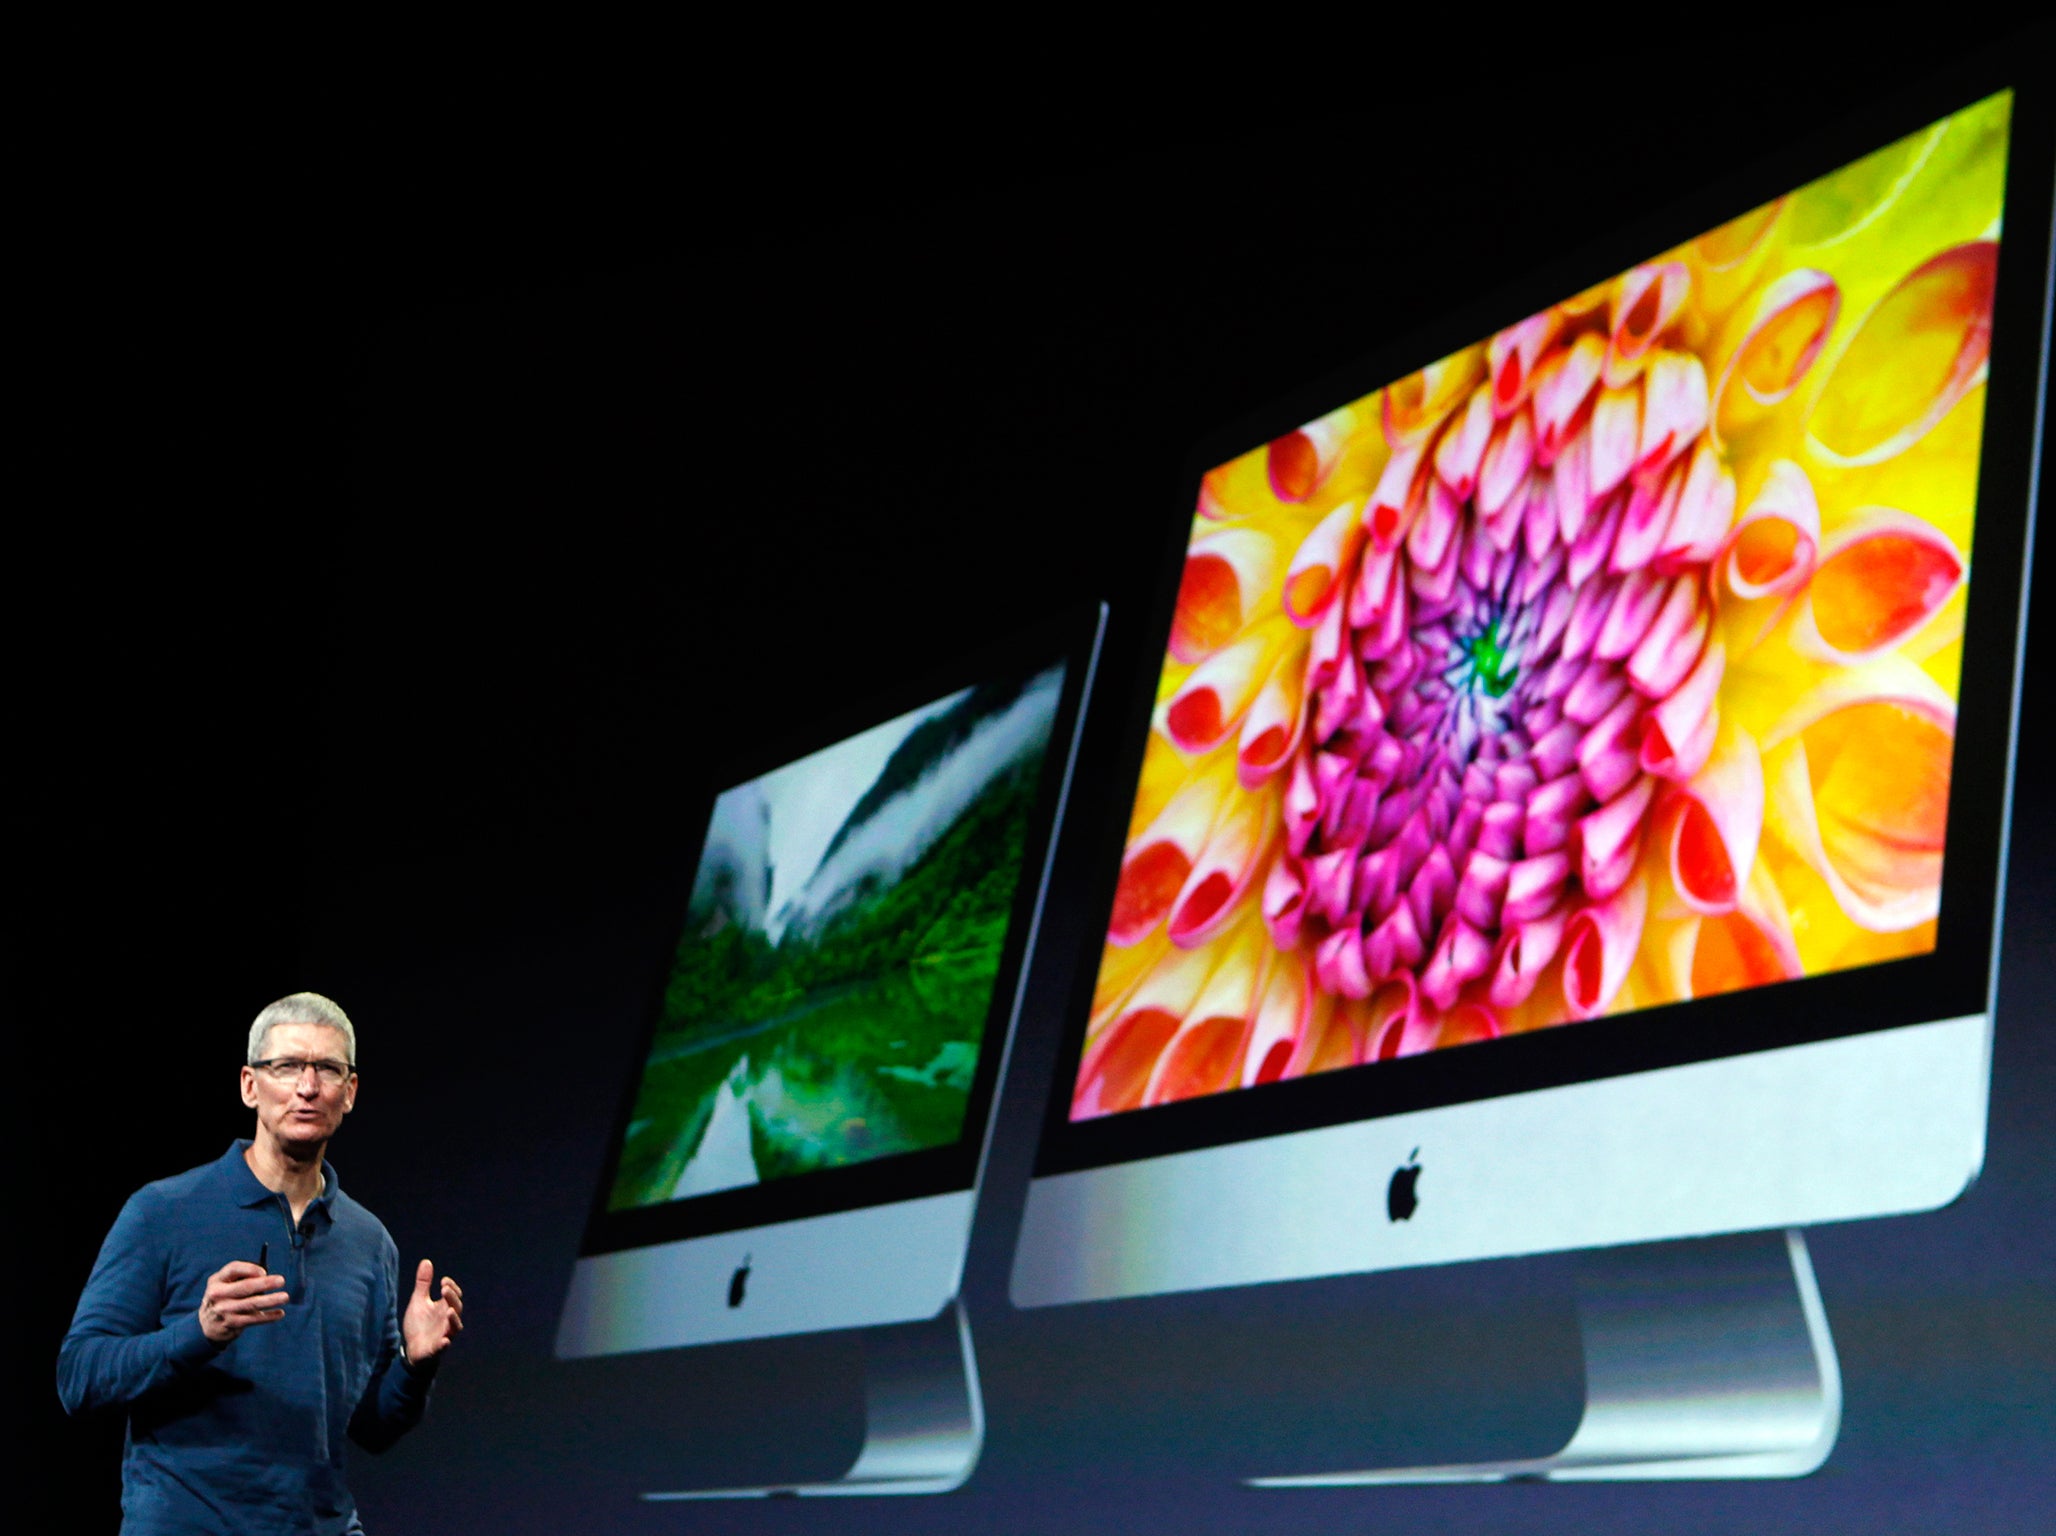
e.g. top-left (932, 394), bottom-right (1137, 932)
top-left (18, 31), bottom-right (2053, 1533)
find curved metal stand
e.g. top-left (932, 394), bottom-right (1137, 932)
top-left (643, 1300), bottom-right (984, 1499)
top-left (1251, 1229), bottom-right (1842, 1486)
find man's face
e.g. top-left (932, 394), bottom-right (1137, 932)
top-left (240, 1021), bottom-right (357, 1155)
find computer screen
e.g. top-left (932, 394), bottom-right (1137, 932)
top-left (1015, 79), bottom-right (2045, 1306)
top-left (560, 609), bottom-right (1102, 1355)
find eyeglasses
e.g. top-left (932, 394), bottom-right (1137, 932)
top-left (249, 1057), bottom-right (355, 1086)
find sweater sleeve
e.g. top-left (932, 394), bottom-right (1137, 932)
top-left (347, 1235), bottom-right (434, 1453)
top-left (57, 1191), bottom-right (224, 1415)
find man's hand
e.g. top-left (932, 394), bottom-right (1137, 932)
top-left (198, 1261), bottom-right (288, 1346)
top-left (402, 1259), bottom-right (464, 1369)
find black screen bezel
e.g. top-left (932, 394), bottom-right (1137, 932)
top-left (1031, 59), bottom-right (2051, 1182)
top-left (579, 603), bottom-right (1104, 1255)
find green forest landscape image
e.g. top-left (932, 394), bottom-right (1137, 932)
top-left (609, 665), bottom-right (1064, 1210)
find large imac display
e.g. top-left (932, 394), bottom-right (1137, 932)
top-left (1013, 76), bottom-right (2049, 1481)
top-left (560, 607), bottom-right (1102, 1494)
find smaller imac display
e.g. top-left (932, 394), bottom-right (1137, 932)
top-left (560, 608), bottom-right (1102, 1359)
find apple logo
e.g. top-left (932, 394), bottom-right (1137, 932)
top-left (1387, 1150), bottom-right (1421, 1222)
top-left (727, 1254), bottom-right (752, 1308)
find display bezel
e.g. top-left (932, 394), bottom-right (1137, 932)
top-left (1030, 60), bottom-right (2051, 1182)
top-left (579, 603), bottom-right (1104, 1254)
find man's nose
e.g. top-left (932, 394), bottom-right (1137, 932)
top-left (295, 1069), bottom-right (323, 1096)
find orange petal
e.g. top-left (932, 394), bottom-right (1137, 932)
top-left (1382, 347), bottom-right (1487, 449)
top-left (1170, 527), bottom-right (1280, 665)
top-left (1690, 196), bottom-right (1785, 317)
top-left (1688, 860), bottom-right (1800, 999)
top-left (1795, 508), bottom-right (1964, 662)
top-left (1108, 751), bottom-right (1238, 945)
top-left (1714, 268), bottom-right (1839, 442)
top-left (1288, 992), bottom-right (1363, 1077)
top-left (1719, 459), bottom-right (1820, 601)
top-left (1237, 656), bottom-right (1308, 789)
top-left (1143, 921), bottom-right (1268, 1106)
top-left (1763, 658), bottom-right (1955, 932)
top-left (1167, 793), bottom-right (1275, 948)
top-left (1808, 242), bottom-right (1996, 466)
top-left (1268, 403), bottom-right (1359, 502)
top-left (1283, 501), bottom-right (1366, 627)
top-left (1240, 952), bottom-right (1313, 1088)
top-left (1073, 946), bottom-right (1216, 1117)
top-left (1162, 624), bottom-right (1288, 754)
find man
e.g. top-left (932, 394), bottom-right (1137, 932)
top-left (58, 993), bottom-right (465, 1534)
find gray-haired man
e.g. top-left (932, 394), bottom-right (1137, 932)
top-left (59, 993), bottom-right (464, 1534)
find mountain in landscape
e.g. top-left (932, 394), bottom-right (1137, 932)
top-left (773, 665), bottom-right (1062, 942)
top-left (688, 780), bottom-right (774, 934)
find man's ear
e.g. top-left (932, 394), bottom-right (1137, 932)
top-left (239, 1066), bottom-right (259, 1110)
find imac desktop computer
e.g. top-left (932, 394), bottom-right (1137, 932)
top-left (559, 607), bottom-right (1103, 1495)
top-left (1012, 71), bottom-right (2050, 1483)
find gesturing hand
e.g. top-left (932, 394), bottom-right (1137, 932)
top-left (402, 1259), bottom-right (465, 1369)
top-left (198, 1261), bottom-right (288, 1346)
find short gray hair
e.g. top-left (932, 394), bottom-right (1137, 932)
top-left (248, 992), bottom-right (358, 1066)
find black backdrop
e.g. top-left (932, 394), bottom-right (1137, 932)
top-left (20, 32), bottom-right (2054, 1533)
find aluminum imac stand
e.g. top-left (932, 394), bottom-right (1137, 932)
top-left (1252, 1228), bottom-right (1841, 1486)
top-left (643, 1300), bottom-right (984, 1499)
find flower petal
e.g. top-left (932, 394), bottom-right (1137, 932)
top-left (1561, 874), bottom-right (1649, 1019)
top-left (1163, 622), bottom-right (1292, 754)
top-left (1532, 330), bottom-right (1605, 467)
top-left (1168, 793), bottom-right (1275, 947)
top-left (1794, 507), bottom-right (1965, 662)
top-left (1383, 348), bottom-right (1487, 449)
top-left (1641, 637), bottom-right (1725, 781)
top-left (1366, 441), bottom-right (1430, 551)
top-left (1763, 657), bottom-right (1955, 932)
top-left (1241, 952), bottom-right (1314, 1087)
top-left (1588, 381), bottom-right (1642, 499)
top-left (1171, 527), bottom-right (1280, 664)
top-left (1663, 717), bottom-right (1765, 916)
top-left (1808, 242), bottom-right (1995, 466)
top-left (1283, 501), bottom-right (1366, 627)
top-left (1476, 405), bottom-right (1536, 517)
top-left (1652, 440), bottom-right (1736, 574)
top-left (1489, 310), bottom-right (1564, 418)
top-left (1432, 384), bottom-right (1495, 501)
top-left (1237, 658), bottom-right (1309, 789)
top-left (1719, 459), bottom-right (1820, 601)
top-left (1487, 908), bottom-right (1567, 1008)
top-left (1605, 260), bottom-right (1690, 388)
top-left (1713, 267), bottom-right (1840, 441)
top-left (1073, 945), bottom-right (1215, 1117)
top-left (1688, 860), bottom-right (1800, 998)
top-left (1635, 351), bottom-right (1709, 482)
top-left (1108, 752), bottom-right (1238, 945)
top-left (1268, 403), bottom-right (1359, 502)
top-left (1144, 920), bottom-right (1268, 1105)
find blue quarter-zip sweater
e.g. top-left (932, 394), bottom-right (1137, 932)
top-left (58, 1141), bottom-right (435, 1534)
